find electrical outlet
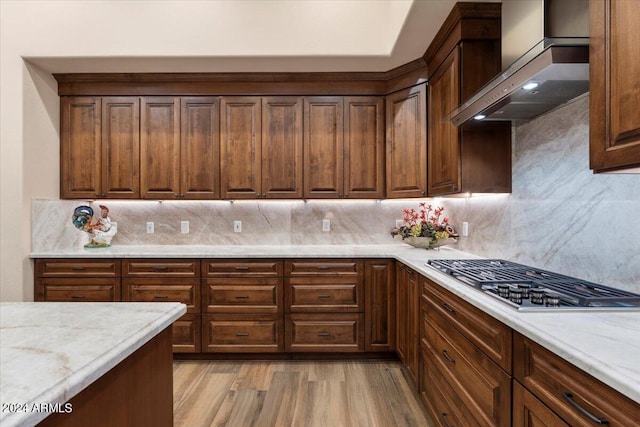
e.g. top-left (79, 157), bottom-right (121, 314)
top-left (395, 220), bottom-right (404, 228)
top-left (111, 222), bottom-right (117, 232)
top-left (322, 219), bottom-right (331, 232)
top-left (234, 220), bottom-right (242, 233)
top-left (462, 222), bottom-right (469, 237)
top-left (146, 222), bottom-right (154, 234)
top-left (180, 221), bottom-right (189, 234)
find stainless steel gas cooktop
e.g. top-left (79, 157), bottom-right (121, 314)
top-left (426, 259), bottom-right (640, 311)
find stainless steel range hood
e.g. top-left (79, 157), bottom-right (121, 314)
top-left (451, 0), bottom-right (589, 126)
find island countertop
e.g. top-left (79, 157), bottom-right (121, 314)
top-left (29, 244), bottom-right (640, 404)
top-left (0, 302), bottom-right (186, 427)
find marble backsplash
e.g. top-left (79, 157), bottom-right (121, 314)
top-left (31, 96), bottom-right (640, 292)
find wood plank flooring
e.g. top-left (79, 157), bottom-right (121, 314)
top-left (173, 360), bottom-right (434, 427)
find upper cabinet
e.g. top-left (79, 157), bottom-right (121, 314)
top-left (220, 97), bottom-right (262, 199)
top-left (344, 97), bottom-right (385, 198)
top-left (424, 3), bottom-right (511, 196)
top-left (61, 97), bottom-right (140, 199)
top-left (262, 97), bottom-right (304, 198)
top-left (140, 97), bottom-right (181, 199)
top-left (386, 85), bottom-right (427, 199)
top-left (590, 0), bottom-right (640, 172)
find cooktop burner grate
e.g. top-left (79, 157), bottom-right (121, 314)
top-left (426, 259), bottom-right (640, 309)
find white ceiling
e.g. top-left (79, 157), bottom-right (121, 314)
top-left (17, 0), bottom-right (499, 74)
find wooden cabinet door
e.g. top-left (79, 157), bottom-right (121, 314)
top-left (304, 97), bottom-right (344, 198)
top-left (513, 382), bottom-right (569, 427)
top-left (141, 97), bottom-right (180, 199)
top-left (395, 263), bottom-right (408, 363)
top-left (428, 48), bottom-right (461, 196)
top-left (386, 85), bottom-right (427, 198)
top-left (262, 97), bottom-right (303, 198)
top-left (590, 0), bottom-right (640, 172)
top-left (102, 97), bottom-right (140, 198)
top-left (220, 97), bottom-right (262, 198)
top-left (180, 97), bottom-right (219, 199)
top-left (344, 97), bottom-right (385, 198)
top-left (365, 259), bottom-right (395, 352)
top-left (405, 268), bottom-right (419, 386)
top-left (60, 97), bottom-right (102, 198)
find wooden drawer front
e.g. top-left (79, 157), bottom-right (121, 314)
top-left (36, 278), bottom-right (120, 302)
top-left (123, 278), bottom-right (199, 313)
top-left (513, 381), bottom-right (569, 427)
top-left (285, 313), bottom-right (364, 352)
top-left (286, 277), bottom-right (363, 312)
top-left (123, 259), bottom-right (199, 277)
top-left (423, 305), bottom-right (512, 427)
top-left (202, 314), bottom-right (283, 353)
top-left (36, 259), bottom-right (120, 277)
top-left (421, 347), bottom-right (482, 427)
top-left (514, 333), bottom-right (640, 427)
top-left (203, 278), bottom-right (282, 314)
top-left (423, 278), bottom-right (512, 372)
top-left (285, 259), bottom-right (362, 276)
top-left (202, 259), bottom-right (283, 277)
top-left (172, 314), bottom-right (201, 353)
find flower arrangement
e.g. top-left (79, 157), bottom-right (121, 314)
top-left (391, 203), bottom-right (458, 249)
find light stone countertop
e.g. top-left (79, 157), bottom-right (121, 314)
top-left (0, 302), bottom-right (186, 427)
top-left (29, 244), bottom-right (640, 404)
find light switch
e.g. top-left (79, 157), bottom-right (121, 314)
top-left (322, 219), bottom-right (331, 232)
top-left (146, 222), bottom-right (154, 234)
top-left (180, 221), bottom-right (189, 234)
top-left (234, 221), bottom-right (242, 233)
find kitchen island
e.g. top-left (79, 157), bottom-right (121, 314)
top-left (0, 302), bottom-right (185, 427)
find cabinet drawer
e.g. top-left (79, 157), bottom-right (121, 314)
top-left (123, 259), bottom-right (199, 277)
top-left (35, 259), bottom-right (120, 277)
top-left (122, 278), bottom-right (199, 313)
top-left (202, 259), bottom-right (283, 277)
top-left (285, 313), bottom-right (364, 352)
top-left (286, 276), bottom-right (363, 312)
top-left (422, 278), bottom-right (512, 372)
top-left (513, 381), bottom-right (569, 427)
top-left (421, 347), bottom-right (482, 427)
top-left (172, 314), bottom-right (201, 353)
top-left (35, 278), bottom-right (120, 302)
top-left (422, 304), bottom-right (511, 426)
top-left (202, 314), bottom-right (283, 353)
top-left (203, 277), bottom-right (282, 314)
top-left (514, 333), bottom-right (640, 426)
top-left (286, 259), bottom-right (361, 276)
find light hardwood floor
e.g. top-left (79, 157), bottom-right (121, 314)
top-left (173, 360), bottom-right (433, 427)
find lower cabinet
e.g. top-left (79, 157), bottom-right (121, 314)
top-left (513, 381), bottom-right (569, 427)
top-left (285, 313), bottom-right (364, 352)
top-left (202, 314), bottom-right (283, 353)
top-left (396, 262), bottom-right (420, 387)
top-left (513, 332), bottom-right (640, 426)
top-left (420, 276), bottom-right (512, 427)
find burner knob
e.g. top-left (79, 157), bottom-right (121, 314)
top-left (545, 293), bottom-right (560, 307)
top-left (497, 284), bottom-right (511, 298)
top-left (530, 288), bottom-right (545, 305)
top-left (517, 284), bottom-right (532, 299)
top-left (509, 288), bottom-right (523, 305)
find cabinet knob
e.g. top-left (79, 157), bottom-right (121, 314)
top-left (452, 185), bottom-right (458, 191)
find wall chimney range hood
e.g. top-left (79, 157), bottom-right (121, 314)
top-left (451, 0), bottom-right (589, 126)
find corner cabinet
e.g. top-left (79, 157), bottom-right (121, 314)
top-left (385, 85), bottom-right (427, 198)
top-left (425, 2), bottom-right (511, 196)
top-left (590, 0), bottom-right (640, 172)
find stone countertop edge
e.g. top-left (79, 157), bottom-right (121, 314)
top-left (29, 244), bottom-right (640, 404)
top-left (0, 302), bottom-right (186, 427)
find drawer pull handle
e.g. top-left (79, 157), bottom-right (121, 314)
top-left (442, 303), bottom-right (456, 313)
top-left (317, 294), bottom-right (332, 299)
top-left (317, 266), bottom-right (331, 270)
top-left (441, 349), bottom-right (455, 364)
top-left (235, 295), bottom-right (249, 299)
top-left (407, 269), bottom-right (414, 275)
top-left (235, 266), bottom-right (250, 271)
top-left (71, 295), bottom-right (85, 299)
top-left (317, 332), bottom-right (332, 337)
top-left (236, 332), bottom-right (249, 337)
top-left (441, 413), bottom-right (454, 427)
top-left (153, 266), bottom-right (169, 271)
top-left (562, 392), bottom-right (609, 424)
top-left (71, 266), bottom-right (86, 271)
top-left (154, 295), bottom-right (169, 299)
